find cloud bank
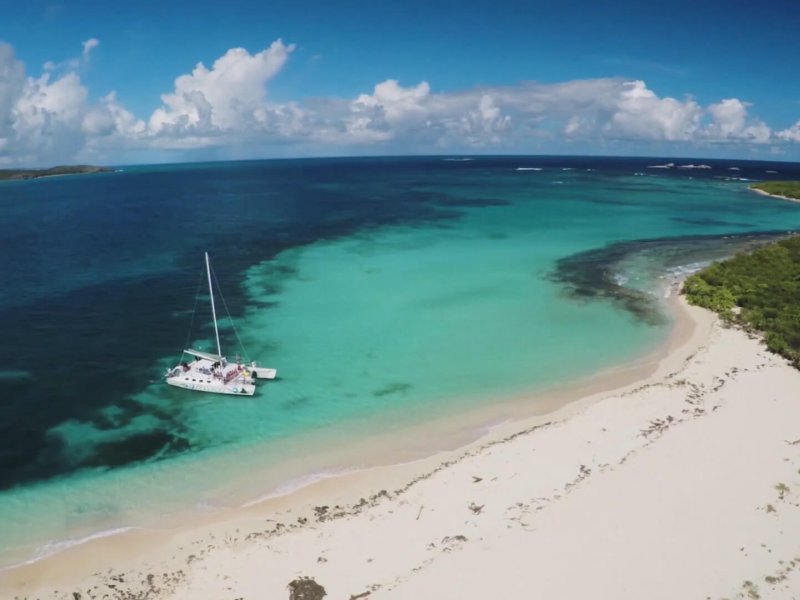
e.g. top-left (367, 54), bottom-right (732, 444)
top-left (0, 39), bottom-right (798, 166)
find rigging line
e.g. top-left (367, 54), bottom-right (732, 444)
top-left (210, 262), bottom-right (252, 363)
top-left (181, 264), bottom-right (207, 362)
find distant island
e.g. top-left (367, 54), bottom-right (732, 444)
top-left (750, 180), bottom-right (800, 202)
top-left (0, 165), bottom-right (113, 181)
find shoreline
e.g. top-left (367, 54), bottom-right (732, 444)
top-left (750, 186), bottom-right (800, 204)
top-left (0, 290), bottom-right (686, 569)
top-left (0, 291), bottom-right (720, 596)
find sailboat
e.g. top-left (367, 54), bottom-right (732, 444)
top-left (165, 253), bottom-right (277, 395)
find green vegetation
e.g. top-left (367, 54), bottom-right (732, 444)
top-left (0, 165), bottom-right (113, 181)
top-left (683, 235), bottom-right (800, 368)
top-left (750, 180), bottom-right (800, 200)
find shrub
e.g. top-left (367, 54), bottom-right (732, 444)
top-left (683, 235), bottom-right (800, 368)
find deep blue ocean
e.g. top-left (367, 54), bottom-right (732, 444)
top-left (2, 155), bottom-right (800, 565)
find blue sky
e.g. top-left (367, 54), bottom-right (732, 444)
top-left (1, 0), bottom-right (799, 165)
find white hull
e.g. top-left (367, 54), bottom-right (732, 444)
top-left (253, 367), bottom-right (277, 380)
top-left (166, 375), bottom-right (255, 395)
top-left (166, 356), bottom-right (257, 396)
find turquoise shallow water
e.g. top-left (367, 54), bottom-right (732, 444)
top-left (2, 156), bottom-right (800, 566)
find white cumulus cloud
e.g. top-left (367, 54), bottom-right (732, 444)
top-left (605, 80), bottom-right (702, 141)
top-left (354, 79), bottom-right (431, 122)
top-left (0, 41), bottom-right (142, 166)
top-left (2, 38), bottom-right (800, 166)
top-left (5, 67), bottom-right (89, 164)
top-left (777, 120), bottom-right (800, 143)
top-left (315, 78), bottom-right (702, 148)
top-left (705, 98), bottom-right (771, 143)
top-left (148, 40), bottom-right (295, 141)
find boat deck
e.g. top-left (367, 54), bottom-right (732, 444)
top-left (166, 357), bottom-right (256, 395)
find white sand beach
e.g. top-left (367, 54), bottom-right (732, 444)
top-left (3, 296), bottom-right (800, 600)
top-left (751, 187), bottom-right (800, 204)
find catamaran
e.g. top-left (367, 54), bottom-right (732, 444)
top-left (165, 253), bottom-right (276, 395)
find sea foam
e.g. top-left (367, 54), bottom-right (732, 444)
top-left (1, 526), bottom-right (138, 572)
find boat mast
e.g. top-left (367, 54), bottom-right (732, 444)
top-left (205, 252), bottom-right (222, 358)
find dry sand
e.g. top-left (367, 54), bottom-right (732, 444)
top-left (3, 297), bottom-right (800, 600)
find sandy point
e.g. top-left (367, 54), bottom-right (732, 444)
top-left (750, 186), bottom-right (800, 204)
